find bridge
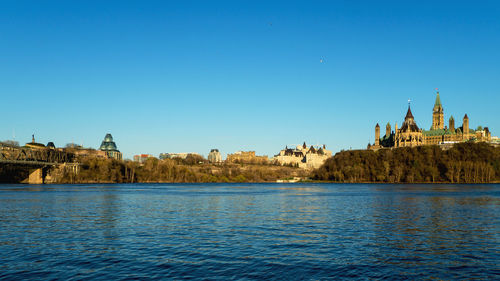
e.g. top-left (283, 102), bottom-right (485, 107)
top-left (0, 146), bottom-right (77, 184)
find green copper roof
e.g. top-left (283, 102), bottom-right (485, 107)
top-left (423, 129), bottom-right (455, 136)
top-left (423, 127), bottom-right (477, 136)
top-left (381, 134), bottom-right (392, 141)
top-left (434, 92), bottom-right (442, 107)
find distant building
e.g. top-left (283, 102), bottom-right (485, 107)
top-left (25, 135), bottom-right (46, 149)
top-left (272, 142), bottom-right (332, 170)
top-left (226, 151), bottom-right (268, 164)
top-left (208, 149), bottom-right (222, 163)
top-left (99, 133), bottom-right (123, 160)
top-left (159, 152), bottom-right (201, 160)
top-left (369, 91), bottom-right (493, 150)
top-left (134, 154), bottom-right (154, 163)
top-left (72, 148), bottom-right (107, 159)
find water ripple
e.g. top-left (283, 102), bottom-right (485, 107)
top-left (0, 183), bottom-right (499, 280)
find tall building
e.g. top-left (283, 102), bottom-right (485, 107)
top-left (431, 91), bottom-right (444, 130)
top-left (208, 149), bottom-right (222, 163)
top-left (99, 133), bottom-right (123, 160)
top-left (370, 91), bottom-right (492, 149)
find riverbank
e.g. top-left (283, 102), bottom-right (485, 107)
top-left (313, 142), bottom-right (500, 184)
top-left (55, 157), bottom-right (308, 184)
top-left (3, 142), bottom-right (499, 184)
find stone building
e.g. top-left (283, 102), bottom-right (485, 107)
top-left (134, 154), bottom-right (154, 163)
top-left (99, 133), bottom-right (123, 160)
top-left (72, 148), bottom-right (107, 159)
top-left (208, 149), bottom-right (222, 163)
top-left (370, 91), bottom-right (492, 150)
top-left (159, 152), bottom-right (201, 160)
top-left (272, 142), bottom-right (332, 170)
top-left (226, 151), bottom-right (268, 164)
top-left (25, 135), bottom-right (46, 149)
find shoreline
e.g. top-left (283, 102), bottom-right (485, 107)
top-left (2, 181), bottom-right (499, 185)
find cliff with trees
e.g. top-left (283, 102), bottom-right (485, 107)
top-left (313, 143), bottom-right (500, 183)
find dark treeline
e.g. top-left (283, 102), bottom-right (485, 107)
top-left (58, 157), bottom-right (305, 183)
top-left (0, 164), bottom-right (28, 183)
top-left (313, 143), bottom-right (500, 183)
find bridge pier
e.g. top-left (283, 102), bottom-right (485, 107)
top-left (28, 168), bottom-right (44, 184)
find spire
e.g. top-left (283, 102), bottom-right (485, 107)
top-left (464, 114), bottom-right (469, 119)
top-left (405, 104), bottom-right (414, 120)
top-left (434, 91), bottom-right (441, 107)
top-left (449, 115), bottom-right (454, 121)
top-left (433, 91), bottom-right (443, 113)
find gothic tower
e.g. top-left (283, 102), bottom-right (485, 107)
top-left (386, 122), bottom-right (391, 137)
top-left (375, 123), bottom-right (380, 146)
top-left (431, 91), bottom-right (444, 130)
top-left (449, 116), bottom-right (455, 132)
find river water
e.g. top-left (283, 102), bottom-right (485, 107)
top-left (0, 183), bottom-right (499, 280)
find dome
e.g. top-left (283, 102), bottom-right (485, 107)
top-left (99, 133), bottom-right (119, 152)
top-left (106, 143), bottom-right (117, 150)
top-left (104, 133), bottom-right (114, 142)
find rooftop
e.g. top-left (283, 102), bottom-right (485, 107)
top-left (99, 133), bottom-right (120, 152)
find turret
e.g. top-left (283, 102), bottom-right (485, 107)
top-left (463, 114), bottom-right (469, 136)
top-left (431, 91), bottom-right (444, 130)
top-left (449, 116), bottom-right (455, 132)
top-left (386, 122), bottom-right (391, 137)
top-left (405, 105), bottom-right (414, 122)
top-left (375, 123), bottom-right (380, 146)
top-left (485, 127), bottom-right (491, 140)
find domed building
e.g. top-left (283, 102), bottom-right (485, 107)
top-left (99, 133), bottom-right (122, 160)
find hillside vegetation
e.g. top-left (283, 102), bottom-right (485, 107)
top-left (57, 157), bottom-right (306, 183)
top-left (313, 143), bottom-right (500, 183)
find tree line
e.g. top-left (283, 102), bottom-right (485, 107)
top-left (313, 142), bottom-right (500, 183)
top-left (57, 157), bottom-right (306, 184)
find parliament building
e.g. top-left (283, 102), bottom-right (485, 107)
top-left (369, 91), bottom-right (492, 150)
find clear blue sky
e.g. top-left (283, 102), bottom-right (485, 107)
top-left (1, 0), bottom-right (499, 159)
